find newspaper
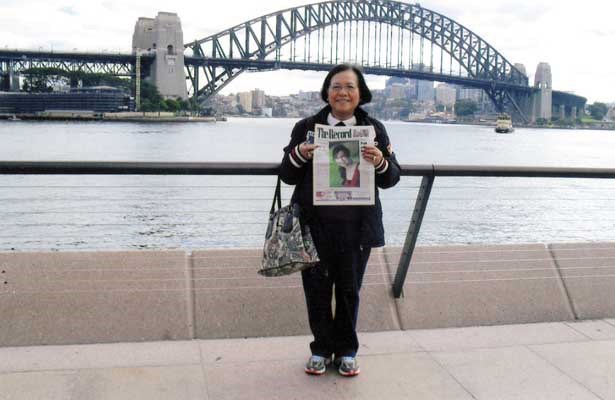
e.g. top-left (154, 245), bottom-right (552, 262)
top-left (311, 124), bottom-right (376, 206)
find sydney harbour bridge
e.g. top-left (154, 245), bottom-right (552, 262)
top-left (0, 0), bottom-right (586, 123)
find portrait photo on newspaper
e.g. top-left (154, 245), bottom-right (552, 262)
top-left (312, 124), bottom-right (376, 206)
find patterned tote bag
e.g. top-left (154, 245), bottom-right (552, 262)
top-left (259, 177), bottom-right (319, 276)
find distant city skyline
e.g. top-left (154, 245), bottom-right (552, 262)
top-left (1, 0), bottom-right (614, 103)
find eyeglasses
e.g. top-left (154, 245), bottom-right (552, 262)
top-left (329, 84), bottom-right (358, 92)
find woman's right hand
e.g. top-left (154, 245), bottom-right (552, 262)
top-left (299, 142), bottom-right (319, 160)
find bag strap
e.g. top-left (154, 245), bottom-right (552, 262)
top-left (269, 176), bottom-right (282, 214)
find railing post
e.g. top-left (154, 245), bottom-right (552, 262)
top-left (392, 171), bottom-right (435, 298)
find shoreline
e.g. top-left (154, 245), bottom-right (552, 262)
top-left (0, 113), bottom-right (218, 123)
top-left (1, 113), bottom-right (613, 130)
top-left (401, 119), bottom-right (615, 131)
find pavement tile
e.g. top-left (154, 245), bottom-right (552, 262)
top-left (199, 331), bottom-right (423, 364)
top-left (0, 341), bottom-right (201, 373)
top-left (69, 365), bottom-right (207, 400)
top-left (564, 319), bottom-right (615, 340)
top-left (407, 322), bottom-right (586, 352)
top-left (530, 340), bottom-right (615, 400)
top-left (0, 370), bottom-right (77, 400)
top-left (199, 335), bottom-right (309, 364)
top-left (203, 353), bottom-right (474, 400)
top-left (357, 330), bottom-right (424, 355)
top-left (433, 346), bottom-right (601, 400)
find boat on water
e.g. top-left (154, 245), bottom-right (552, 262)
top-left (495, 114), bottom-right (514, 133)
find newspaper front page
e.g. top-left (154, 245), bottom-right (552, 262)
top-left (312, 124), bottom-right (376, 206)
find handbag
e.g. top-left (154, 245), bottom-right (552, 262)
top-left (259, 176), bottom-right (319, 277)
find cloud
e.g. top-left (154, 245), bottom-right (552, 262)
top-left (58, 5), bottom-right (78, 16)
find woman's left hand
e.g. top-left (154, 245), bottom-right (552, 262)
top-left (361, 144), bottom-right (384, 166)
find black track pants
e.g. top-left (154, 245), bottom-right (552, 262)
top-left (301, 220), bottom-right (371, 358)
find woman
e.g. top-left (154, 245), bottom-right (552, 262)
top-left (332, 144), bottom-right (360, 187)
top-left (279, 64), bottom-right (400, 377)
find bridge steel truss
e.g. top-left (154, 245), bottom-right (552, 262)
top-left (186, 0), bottom-right (533, 121)
top-left (0, 50), bottom-right (154, 78)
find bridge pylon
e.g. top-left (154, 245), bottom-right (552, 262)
top-left (132, 12), bottom-right (188, 100)
top-left (531, 62), bottom-right (553, 122)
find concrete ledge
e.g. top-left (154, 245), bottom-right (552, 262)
top-left (3, 243), bottom-right (612, 347)
top-left (549, 242), bottom-right (615, 319)
top-left (191, 248), bottom-right (399, 339)
top-left (384, 244), bottom-right (574, 329)
top-left (0, 251), bottom-right (190, 346)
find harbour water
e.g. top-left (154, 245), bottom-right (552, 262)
top-left (1, 118), bottom-right (614, 251)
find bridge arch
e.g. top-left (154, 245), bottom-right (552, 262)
top-left (186, 0), bottom-right (530, 116)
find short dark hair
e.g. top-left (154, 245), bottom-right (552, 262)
top-left (332, 144), bottom-right (351, 158)
top-left (320, 64), bottom-right (372, 105)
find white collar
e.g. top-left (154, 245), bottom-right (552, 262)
top-left (327, 113), bottom-right (357, 126)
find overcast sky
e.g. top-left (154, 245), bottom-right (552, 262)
top-left (1, 0), bottom-right (613, 103)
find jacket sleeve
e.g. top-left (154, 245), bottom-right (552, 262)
top-left (372, 120), bottom-right (401, 189)
top-left (279, 119), bottom-right (309, 185)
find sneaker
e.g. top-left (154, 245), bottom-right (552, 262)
top-left (305, 355), bottom-right (329, 375)
top-left (336, 356), bottom-right (360, 377)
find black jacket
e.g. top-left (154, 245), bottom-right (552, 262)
top-left (279, 105), bottom-right (401, 247)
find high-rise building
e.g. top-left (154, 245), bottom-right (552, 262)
top-left (435, 83), bottom-right (456, 107)
top-left (457, 87), bottom-right (483, 103)
top-left (389, 84), bottom-right (406, 100)
top-left (251, 89), bottom-right (265, 109)
top-left (238, 92), bottom-right (253, 113)
top-left (416, 80), bottom-right (434, 102)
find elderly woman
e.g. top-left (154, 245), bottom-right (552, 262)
top-left (279, 64), bottom-right (400, 377)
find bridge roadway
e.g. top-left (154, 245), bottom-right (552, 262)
top-left (0, 48), bottom-right (587, 123)
top-left (1, 241), bottom-right (615, 398)
top-left (0, 49), bottom-right (586, 103)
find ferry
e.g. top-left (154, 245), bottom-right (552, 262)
top-left (495, 113), bottom-right (514, 133)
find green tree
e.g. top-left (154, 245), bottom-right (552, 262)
top-left (435, 104), bottom-right (445, 112)
top-left (138, 81), bottom-right (165, 111)
top-left (454, 99), bottom-right (478, 117)
top-left (588, 102), bottom-right (608, 120)
top-left (164, 98), bottom-right (181, 112)
top-left (139, 99), bottom-right (155, 112)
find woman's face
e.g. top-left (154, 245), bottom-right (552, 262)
top-left (334, 150), bottom-right (350, 167)
top-left (327, 69), bottom-right (360, 119)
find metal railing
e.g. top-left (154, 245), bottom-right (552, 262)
top-left (2, 161), bottom-right (615, 298)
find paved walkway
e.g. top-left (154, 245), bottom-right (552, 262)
top-left (2, 320), bottom-right (615, 400)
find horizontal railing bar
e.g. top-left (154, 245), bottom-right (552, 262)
top-left (2, 197), bottom-right (615, 202)
top-left (0, 162), bottom-right (281, 175)
top-left (428, 165), bottom-right (615, 179)
top-left (1, 162), bottom-right (615, 179)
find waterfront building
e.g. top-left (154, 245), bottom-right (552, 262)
top-left (0, 87), bottom-right (129, 114)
